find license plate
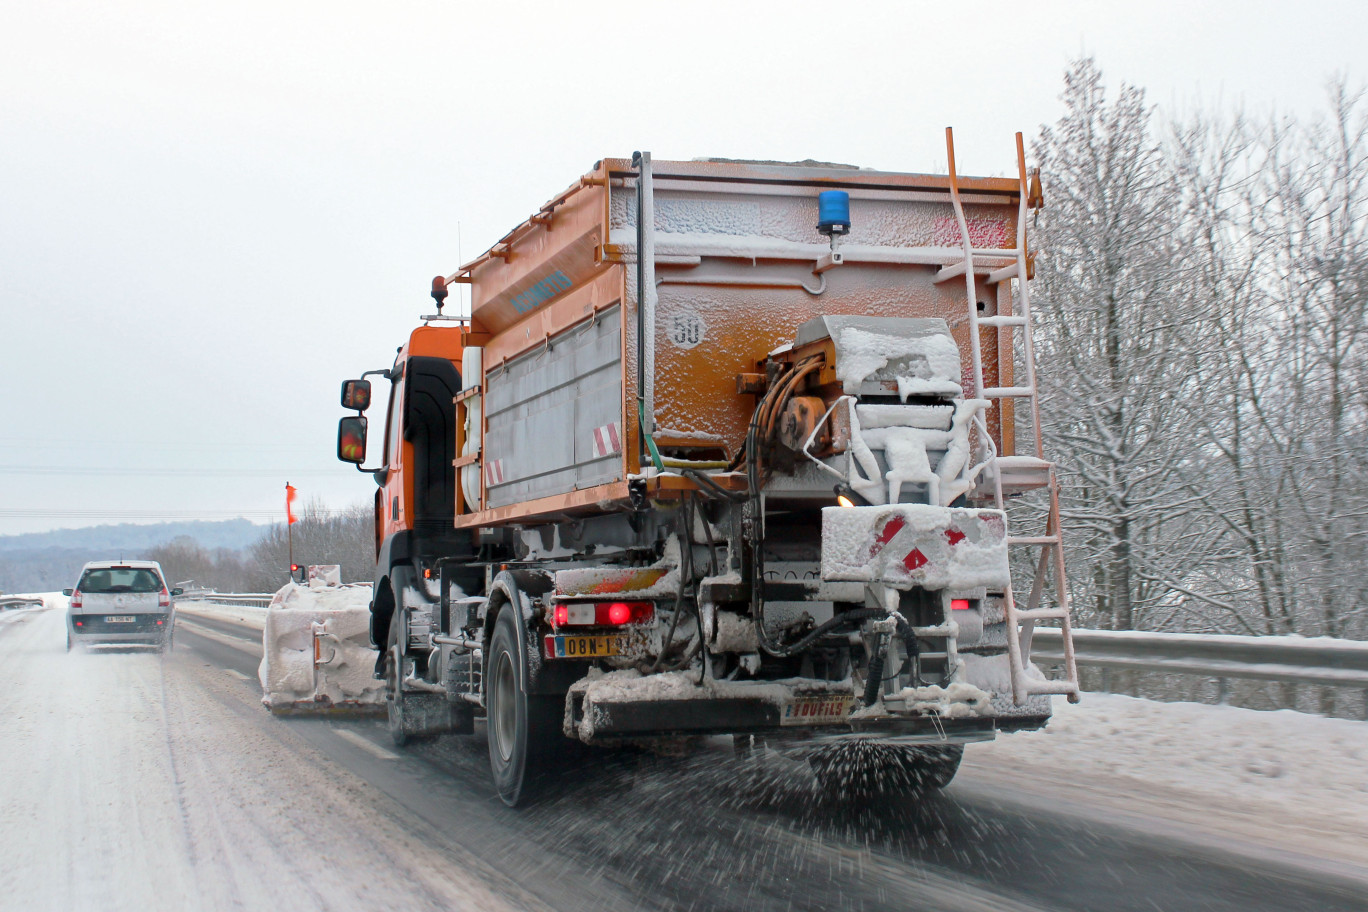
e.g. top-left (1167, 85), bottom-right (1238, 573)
top-left (549, 635), bottom-right (626, 658)
top-left (781, 695), bottom-right (857, 726)
top-left (106, 616), bottom-right (136, 623)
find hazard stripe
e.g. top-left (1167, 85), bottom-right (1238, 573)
top-left (592, 423), bottom-right (622, 459)
top-left (867, 516), bottom-right (906, 561)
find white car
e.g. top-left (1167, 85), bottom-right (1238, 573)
top-left (63, 560), bottom-right (182, 652)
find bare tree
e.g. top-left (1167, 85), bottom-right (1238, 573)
top-left (244, 499), bottom-right (376, 591)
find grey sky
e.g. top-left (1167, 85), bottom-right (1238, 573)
top-left (2, 0), bottom-right (1363, 535)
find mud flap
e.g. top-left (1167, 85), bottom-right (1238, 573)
top-left (394, 691), bottom-right (472, 737)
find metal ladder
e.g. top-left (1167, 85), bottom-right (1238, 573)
top-left (943, 128), bottom-right (1079, 705)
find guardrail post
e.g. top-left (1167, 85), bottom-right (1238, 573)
top-left (1099, 667), bottom-right (1111, 694)
top-left (1216, 677), bottom-right (1229, 705)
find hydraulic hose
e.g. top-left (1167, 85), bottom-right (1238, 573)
top-left (863, 633), bottom-right (888, 706)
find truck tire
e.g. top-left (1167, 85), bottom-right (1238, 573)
top-left (809, 742), bottom-right (964, 801)
top-left (487, 605), bottom-right (563, 806)
top-left (384, 636), bottom-right (411, 747)
top-left (385, 607), bottom-right (463, 747)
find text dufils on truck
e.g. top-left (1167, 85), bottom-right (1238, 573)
top-left (335, 137), bottom-right (1080, 806)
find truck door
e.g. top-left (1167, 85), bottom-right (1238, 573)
top-left (382, 367), bottom-right (407, 541)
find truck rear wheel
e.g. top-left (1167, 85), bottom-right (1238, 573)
top-left (487, 605), bottom-right (563, 806)
top-left (385, 640), bottom-right (410, 747)
top-left (809, 742), bottom-right (964, 801)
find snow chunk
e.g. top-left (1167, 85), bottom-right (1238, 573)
top-left (834, 326), bottom-right (961, 397)
top-left (868, 681), bottom-right (992, 719)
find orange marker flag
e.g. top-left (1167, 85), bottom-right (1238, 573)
top-left (286, 483), bottom-right (298, 525)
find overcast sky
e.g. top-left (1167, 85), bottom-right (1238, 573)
top-left (2, 0), bottom-right (1364, 536)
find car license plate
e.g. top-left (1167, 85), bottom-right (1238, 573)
top-left (549, 635), bottom-right (626, 658)
top-left (781, 695), bottom-right (857, 726)
top-left (106, 616), bottom-right (136, 623)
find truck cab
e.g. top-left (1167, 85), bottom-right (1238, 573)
top-left (338, 323), bottom-right (473, 662)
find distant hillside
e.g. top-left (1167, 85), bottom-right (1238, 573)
top-left (0, 519), bottom-right (267, 594)
top-left (0, 519), bottom-right (264, 554)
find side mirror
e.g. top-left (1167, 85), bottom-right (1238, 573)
top-left (62, 588), bottom-right (74, 597)
top-left (338, 416), bottom-right (368, 464)
top-left (171, 588), bottom-right (184, 597)
top-left (341, 379), bottom-right (372, 411)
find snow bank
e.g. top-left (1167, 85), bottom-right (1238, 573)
top-left (971, 693), bottom-right (1368, 861)
top-left (176, 600), bottom-right (267, 629)
top-left (257, 582), bottom-right (383, 711)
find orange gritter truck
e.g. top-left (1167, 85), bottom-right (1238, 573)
top-left (336, 131), bottom-right (1079, 805)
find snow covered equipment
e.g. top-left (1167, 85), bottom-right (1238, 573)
top-left (335, 132), bottom-right (1078, 805)
top-left (259, 582), bottom-right (385, 715)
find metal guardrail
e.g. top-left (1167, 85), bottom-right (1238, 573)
top-left (0, 596), bottom-right (47, 610)
top-left (1033, 627), bottom-right (1368, 719)
top-left (177, 591), bottom-right (275, 609)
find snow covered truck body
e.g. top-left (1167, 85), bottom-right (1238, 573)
top-left (337, 134), bottom-right (1080, 805)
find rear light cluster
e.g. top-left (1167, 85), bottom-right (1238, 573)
top-left (70, 591), bottom-right (83, 609)
top-left (551, 601), bottom-right (654, 628)
top-left (159, 588), bottom-right (171, 608)
top-left (951, 598), bottom-right (970, 611)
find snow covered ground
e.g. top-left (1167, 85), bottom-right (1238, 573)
top-left (966, 692), bottom-right (1368, 869)
top-left (0, 597), bottom-right (543, 912)
top-left (3, 592), bottom-right (1366, 910)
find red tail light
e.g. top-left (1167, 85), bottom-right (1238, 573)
top-left (70, 591), bottom-right (83, 609)
top-left (159, 588), bottom-right (171, 608)
top-left (74, 619), bottom-right (83, 627)
top-left (549, 601), bottom-right (654, 628)
top-left (951, 598), bottom-right (970, 611)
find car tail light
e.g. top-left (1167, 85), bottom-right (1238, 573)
top-left (159, 588), bottom-right (171, 608)
top-left (156, 619), bottom-right (164, 625)
top-left (73, 619), bottom-right (83, 627)
top-left (951, 598), bottom-right (970, 611)
top-left (70, 591), bottom-right (83, 608)
top-left (550, 601), bottom-right (654, 627)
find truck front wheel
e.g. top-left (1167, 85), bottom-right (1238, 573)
top-left (487, 606), bottom-right (562, 806)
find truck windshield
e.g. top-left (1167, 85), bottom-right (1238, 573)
top-left (78, 567), bottom-right (163, 593)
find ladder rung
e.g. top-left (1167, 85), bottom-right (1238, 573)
top-left (977, 315), bottom-right (1027, 328)
top-left (983, 386), bottom-right (1034, 398)
top-left (986, 262), bottom-right (1021, 284)
top-left (1009, 535), bottom-right (1060, 545)
top-left (934, 256), bottom-right (1017, 285)
top-left (1022, 680), bottom-right (1079, 696)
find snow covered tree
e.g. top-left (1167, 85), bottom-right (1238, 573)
top-left (1031, 59), bottom-right (1207, 630)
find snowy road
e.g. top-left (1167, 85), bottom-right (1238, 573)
top-left (2, 602), bottom-right (1365, 912)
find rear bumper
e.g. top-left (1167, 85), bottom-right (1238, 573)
top-left (565, 672), bottom-right (1048, 744)
top-left (69, 613), bottom-right (173, 644)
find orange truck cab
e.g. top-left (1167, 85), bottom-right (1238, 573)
top-left (338, 322), bottom-right (479, 664)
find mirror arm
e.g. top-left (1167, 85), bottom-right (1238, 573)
top-left (356, 463), bottom-right (389, 484)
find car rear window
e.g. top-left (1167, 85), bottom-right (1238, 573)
top-left (78, 567), bottom-right (163, 593)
